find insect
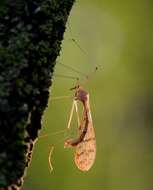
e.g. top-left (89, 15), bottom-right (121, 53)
top-left (41, 23), bottom-right (97, 172)
top-left (64, 85), bottom-right (96, 171)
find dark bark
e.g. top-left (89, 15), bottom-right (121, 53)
top-left (0, 0), bottom-right (75, 189)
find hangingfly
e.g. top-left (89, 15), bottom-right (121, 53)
top-left (45, 23), bottom-right (98, 172)
top-left (64, 85), bottom-right (96, 171)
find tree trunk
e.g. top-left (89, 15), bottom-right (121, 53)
top-left (0, 0), bottom-right (75, 189)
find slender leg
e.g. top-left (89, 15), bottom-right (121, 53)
top-left (39, 129), bottom-right (68, 139)
top-left (39, 95), bottom-right (73, 139)
top-left (74, 100), bottom-right (81, 126)
top-left (42, 99), bottom-right (77, 173)
top-left (51, 95), bottom-right (72, 101)
top-left (48, 134), bottom-right (71, 173)
top-left (48, 145), bottom-right (54, 173)
top-left (67, 100), bottom-right (75, 129)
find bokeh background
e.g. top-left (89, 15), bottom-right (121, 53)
top-left (23, 0), bottom-right (153, 190)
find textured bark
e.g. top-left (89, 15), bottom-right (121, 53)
top-left (0, 0), bottom-right (75, 189)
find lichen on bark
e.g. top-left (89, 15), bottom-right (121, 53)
top-left (0, 0), bottom-right (75, 189)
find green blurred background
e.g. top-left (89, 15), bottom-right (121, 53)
top-left (23, 0), bottom-right (153, 190)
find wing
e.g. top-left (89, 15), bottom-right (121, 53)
top-left (74, 114), bottom-right (96, 171)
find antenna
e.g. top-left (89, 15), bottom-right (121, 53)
top-left (67, 21), bottom-right (98, 70)
top-left (67, 21), bottom-right (88, 56)
top-left (54, 21), bottom-right (99, 83)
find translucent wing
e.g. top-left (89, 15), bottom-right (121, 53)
top-left (74, 107), bottom-right (96, 171)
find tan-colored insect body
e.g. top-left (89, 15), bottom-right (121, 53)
top-left (64, 86), bottom-right (96, 171)
top-left (43, 33), bottom-right (98, 172)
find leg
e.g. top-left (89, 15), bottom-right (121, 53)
top-left (51, 95), bottom-right (72, 101)
top-left (39, 129), bottom-right (68, 139)
top-left (67, 100), bottom-right (75, 129)
top-left (48, 134), bottom-right (71, 173)
top-left (39, 96), bottom-right (74, 139)
top-left (74, 100), bottom-right (81, 126)
top-left (48, 145), bottom-right (54, 173)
